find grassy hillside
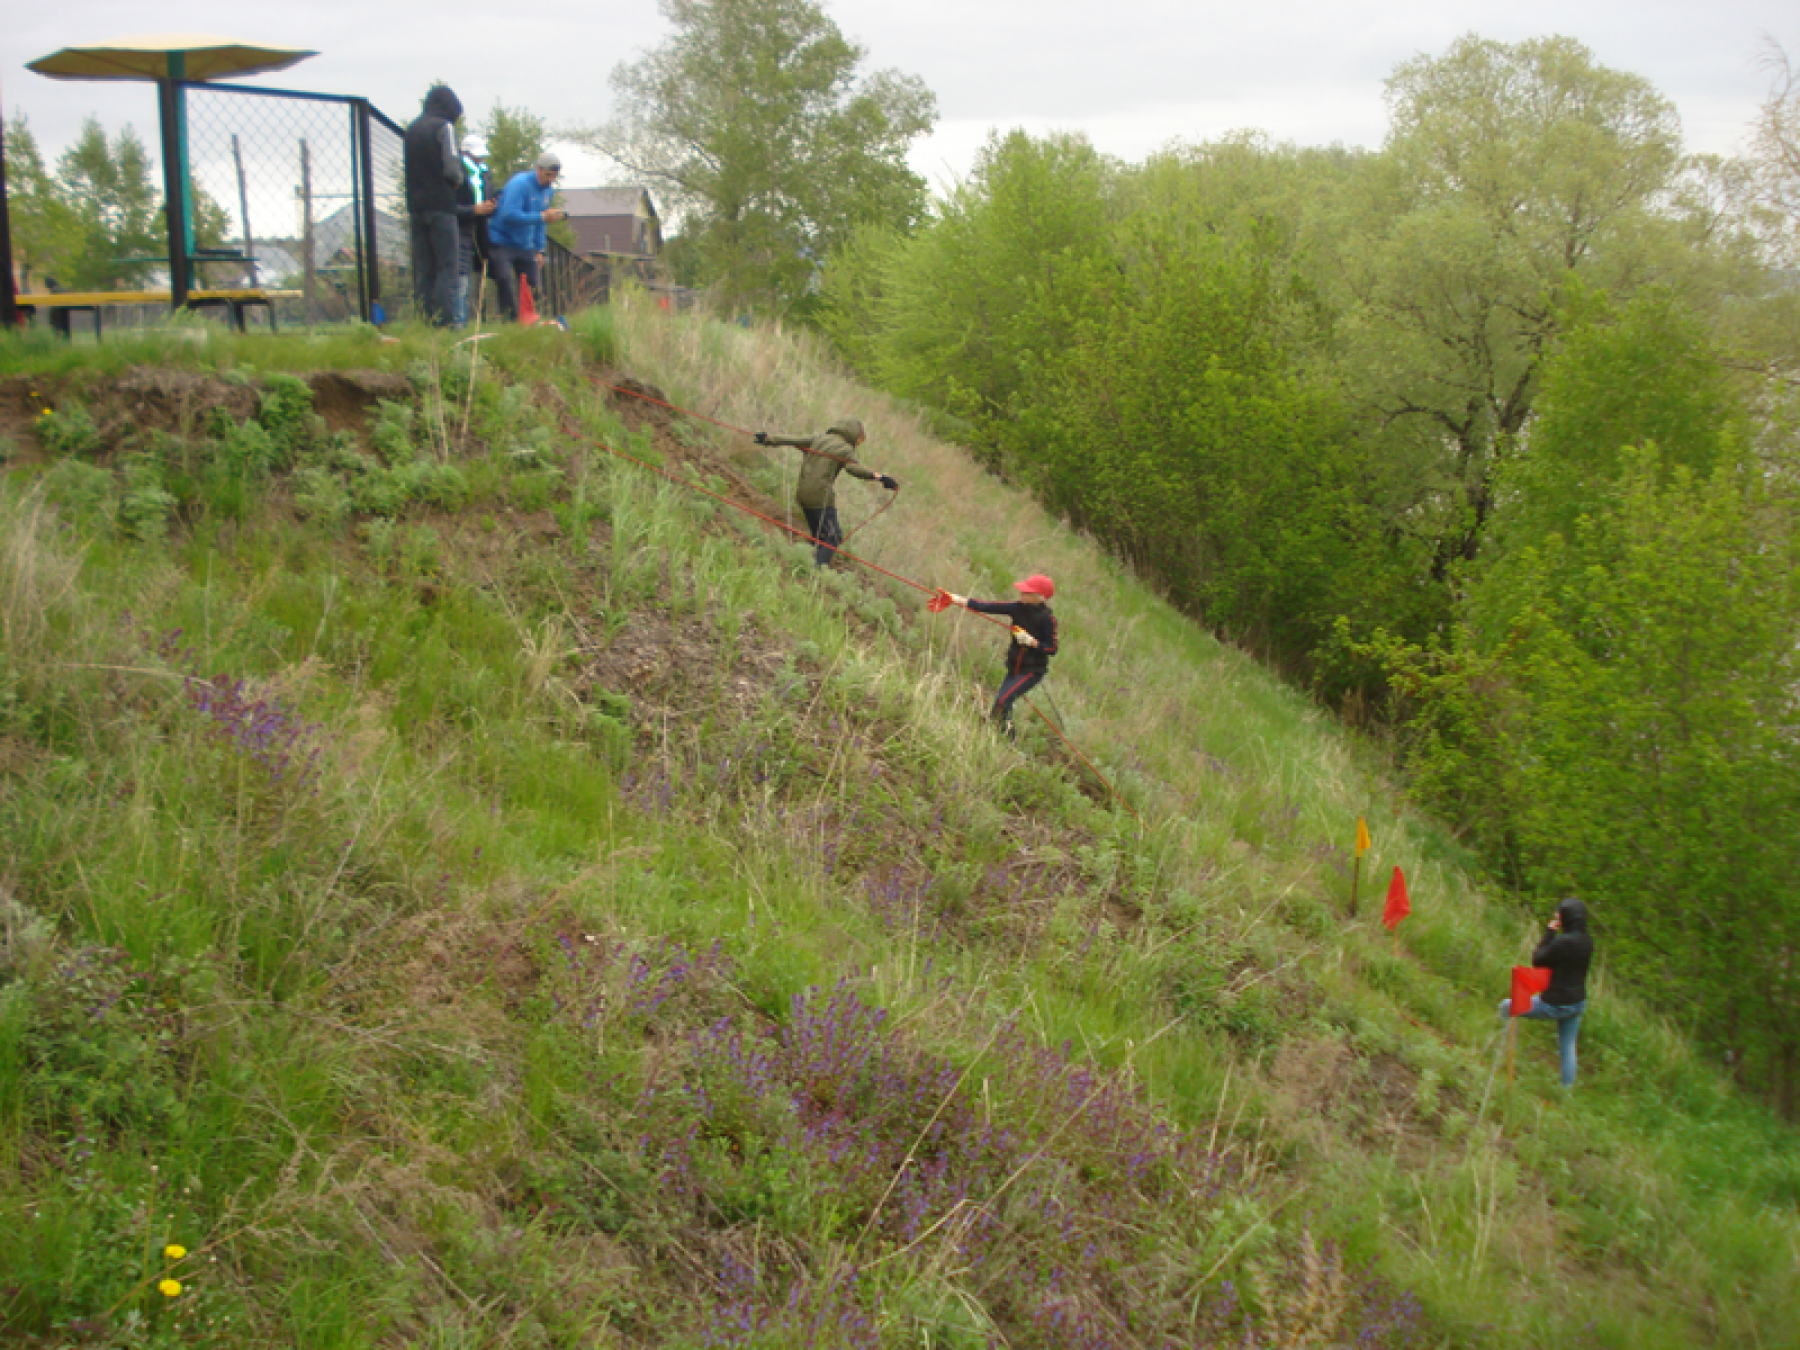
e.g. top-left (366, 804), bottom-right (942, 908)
top-left (1, 299), bottom-right (1795, 1349)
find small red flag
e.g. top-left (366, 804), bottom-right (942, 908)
top-left (1382, 866), bottom-right (1411, 931)
top-left (518, 276), bottom-right (540, 326)
top-left (1509, 966), bottom-right (1551, 1016)
top-left (927, 589), bottom-right (954, 613)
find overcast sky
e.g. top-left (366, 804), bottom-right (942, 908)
top-left (5, 0), bottom-right (1795, 198)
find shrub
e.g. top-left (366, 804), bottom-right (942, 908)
top-left (34, 403), bottom-right (103, 459)
top-left (119, 453), bottom-right (177, 541)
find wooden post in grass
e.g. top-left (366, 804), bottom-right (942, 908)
top-left (299, 139), bottom-right (316, 322)
top-left (1351, 816), bottom-right (1371, 917)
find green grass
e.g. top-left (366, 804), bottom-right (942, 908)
top-left (0, 307), bottom-right (1795, 1348)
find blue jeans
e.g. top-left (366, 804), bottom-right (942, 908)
top-left (1499, 995), bottom-right (1586, 1087)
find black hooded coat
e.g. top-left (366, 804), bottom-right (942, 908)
top-left (1532, 897), bottom-right (1594, 1006)
top-left (404, 86), bottom-right (465, 216)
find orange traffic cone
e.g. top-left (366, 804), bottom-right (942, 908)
top-left (518, 275), bottom-right (540, 326)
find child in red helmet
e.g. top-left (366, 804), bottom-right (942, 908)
top-left (934, 574), bottom-right (1058, 738)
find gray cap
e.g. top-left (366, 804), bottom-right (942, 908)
top-left (535, 152), bottom-right (562, 172)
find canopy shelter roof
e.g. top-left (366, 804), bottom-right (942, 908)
top-left (26, 34), bottom-right (318, 310)
top-left (26, 34), bottom-right (317, 83)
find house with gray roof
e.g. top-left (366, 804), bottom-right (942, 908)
top-left (559, 187), bottom-right (662, 259)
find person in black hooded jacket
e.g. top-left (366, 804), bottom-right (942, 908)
top-left (404, 85), bottom-right (466, 326)
top-left (1498, 896), bottom-right (1594, 1087)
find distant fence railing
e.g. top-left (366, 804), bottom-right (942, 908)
top-left (182, 82), bottom-right (405, 326)
top-left (540, 238), bottom-right (608, 316)
top-left (9, 80), bottom-right (616, 332)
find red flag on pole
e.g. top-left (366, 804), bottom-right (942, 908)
top-left (1509, 966), bottom-right (1551, 1016)
top-left (1382, 866), bottom-right (1411, 931)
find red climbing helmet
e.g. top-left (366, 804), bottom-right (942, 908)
top-left (1013, 573), bottom-right (1055, 599)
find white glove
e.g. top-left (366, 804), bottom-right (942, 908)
top-left (1011, 625), bottom-right (1039, 648)
top-left (949, 593), bottom-right (967, 607)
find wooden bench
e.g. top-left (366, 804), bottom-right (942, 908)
top-left (15, 288), bottom-right (301, 337)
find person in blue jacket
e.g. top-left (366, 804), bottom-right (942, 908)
top-left (487, 152), bottom-right (568, 322)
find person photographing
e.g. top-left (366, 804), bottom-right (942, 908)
top-left (1498, 896), bottom-right (1594, 1088)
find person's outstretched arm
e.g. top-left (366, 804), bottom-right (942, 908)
top-left (754, 431), bottom-right (813, 449)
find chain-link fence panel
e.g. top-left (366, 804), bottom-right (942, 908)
top-left (183, 84), bottom-right (410, 326)
top-left (9, 80), bottom-right (619, 334)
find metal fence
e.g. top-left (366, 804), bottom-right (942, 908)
top-left (183, 83), bottom-right (407, 326)
top-left (7, 79), bottom-right (614, 333)
top-left (186, 84), bottom-right (619, 327)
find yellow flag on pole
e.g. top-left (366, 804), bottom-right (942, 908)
top-left (1355, 817), bottom-right (1371, 857)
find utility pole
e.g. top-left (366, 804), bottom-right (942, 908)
top-left (0, 93), bottom-right (19, 330)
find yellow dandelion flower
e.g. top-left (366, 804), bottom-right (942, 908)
top-left (165, 1244), bottom-right (188, 1260)
top-left (158, 1279), bottom-right (183, 1298)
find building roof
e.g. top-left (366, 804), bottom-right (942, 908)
top-left (560, 186), bottom-right (658, 220)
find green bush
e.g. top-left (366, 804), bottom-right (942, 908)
top-left (257, 372), bottom-right (319, 463)
top-left (40, 457), bottom-right (118, 526)
top-left (119, 453), bottom-right (177, 541)
top-left (34, 403), bottom-right (103, 459)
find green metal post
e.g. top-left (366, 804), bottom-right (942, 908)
top-left (157, 53), bottom-right (194, 309)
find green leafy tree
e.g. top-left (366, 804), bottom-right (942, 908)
top-left (874, 130), bottom-right (1115, 461)
top-left (812, 220), bottom-right (904, 376)
top-left (1732, 39), bottom-right (1800, 422)
top-left (1375, 294), bottom-right (1800, 1112)
top-left (1473, 283), bottom-right (1743, 582)
top-left (1745, 38), bottom-right (1800, 268)
top-left (4, 115), bottom-right (82, 288)
top-left (577, 0), bottom-right (936, 313)
top-left (1026, 155), bottom-right (1415, 670)
top-left (1500, 450), bottom-right (1800, 1114)
top-left (480, 101), bottom-right (548, 186)
top-left (55, 118), bottom-right (166, 290)
top-left (1344, 35), bottom-right (1685, 575)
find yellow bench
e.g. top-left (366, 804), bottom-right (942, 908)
top-left (16, 288), bottom-right (302, 336)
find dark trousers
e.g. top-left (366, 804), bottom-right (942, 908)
top-left (488, 245), bottom-right (542, 321)
top-left (991, 668), bottom-right (1045, 738)
top-left (410, 211), bottom-right (460, 326)
top-left (801, 505), bottom-right (843, 567)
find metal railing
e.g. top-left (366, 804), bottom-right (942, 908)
top-left (182, 82), bottom-right (405, 325)
top-left (8, 81), bottom-right (615, 332)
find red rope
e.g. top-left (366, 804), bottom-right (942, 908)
top-left (588, 384), bottom-right (1140, 822)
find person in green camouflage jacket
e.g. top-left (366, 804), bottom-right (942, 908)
top-left (754, 417), bottom-right (898, 567)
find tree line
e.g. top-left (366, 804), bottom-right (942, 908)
top-left (803, 35), bottom-right (1800, 1115)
